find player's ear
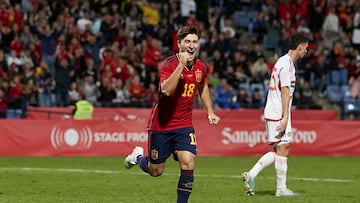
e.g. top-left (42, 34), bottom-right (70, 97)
top-left (177, 40), bottom-right (180, 48)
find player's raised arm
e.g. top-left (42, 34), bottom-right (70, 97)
top-left (160, 51), bottom-right (188, 96)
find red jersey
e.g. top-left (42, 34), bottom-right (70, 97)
top-left (148, 55), bottom-right (207, 131)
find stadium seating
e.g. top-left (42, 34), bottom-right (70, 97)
top-left (239, 82), bottom-right (252, 96)
top-left (6, 109), bottom-right (23, 119)
top-left (233, 10), bottom-right (258, 28)
top-left (326, 85), bottom-right (341, 103)
top-left (341, 85), bottom-right (360, 114)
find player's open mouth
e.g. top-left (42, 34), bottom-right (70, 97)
top-left (188, 50), bottom-right (195, 55)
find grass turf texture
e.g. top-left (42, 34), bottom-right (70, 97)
top-left (0, 156), bottom-right (359, 203)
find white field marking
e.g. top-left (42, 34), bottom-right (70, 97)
top-left (0, 167), bottom-right (353, 183)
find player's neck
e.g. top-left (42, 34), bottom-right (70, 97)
top-left (186, 63), bottom-right (193, 70)
top-left (287, 50), bottom-right (298, 63)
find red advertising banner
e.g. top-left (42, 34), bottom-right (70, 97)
top-left (0, 115), bottom-right (359, 156)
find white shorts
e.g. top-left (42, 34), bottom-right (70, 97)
top-left (265, 120), bottom-right (292, 145)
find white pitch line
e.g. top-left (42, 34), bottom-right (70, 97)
top-left (0, 167), bottom-right (354, 183)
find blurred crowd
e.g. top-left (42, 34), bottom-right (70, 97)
top-left (0, 0), bottom-right (360, 119)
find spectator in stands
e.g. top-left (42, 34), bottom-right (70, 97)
top-left (21, 62), bottom-right (34, 86)
top-left (68, 81), bottom-right (80, 106)
top-left (6, 50), bottom-right (22, 68)
top-left (349, 69), bottom-right (360, 99)
top-left (112, 78), bottom-right (130, 106)
top-left (251, 87), bottom-right (263, 109)
top-left (21, 0), bottom-right (34, 14)
top-left (311, 54), bottom-right (328, 97)
top-left (142, 37), bottom-right (162, 84)
top-left (144, 82), bottom-right (158, 108)
top-left (0, 88), bottom-right (9, 118)
top-left (237, 87), bottom-right (251, 109)
top-left (20, 48), bottom-right (35, 68)
top-left (264, 17), bottom-right (282, 50)
top-left (309, 0), bottom-right (327, 34)
top-left (251, 55), bottom-right (270, 84)
top-left (294, 80), bottom-right (322, 109)
top-left (0, 23), bottom-right (13, 54)
top-left (322, 6), bottom-right (340, 47)
top-left (213, 78), bottom-right (239, 109)
top-left (72, 95), bottom-right (94, 120)
top-left (180, 0), bottom-right (196, 22)
top-left (10, 34), bottom-right (23, 57)
top-left (35, 62), bottom-right (54, 107)
top-left (98, 77), bottom-right (116, 107)
top-left (184, 11), bottom-right (200, 27)
top-left (211, 49), bottom-right (227, 76)
top-left (30, 18), bottom-right (65, 77)
top-left (55, 58), bottom-right (73, 107)
top-left (328, 40), bottom-right (348, 86)
top-left (353, 5), bottom-right (360, 50)
top-left (138, 0), bottom-right (160, 27)
top-left (252, 12), bottom-right (267, 43)
top-left (123, 2), bottom-right (142, 39)
top-left (79, 74), bottom-right (100, 107)
top-left (128, 74), bottom-right (145, 107)
top-left (114, 57), bottom-right (130, 83)
top-left (82, 32), bottom-right (101, 66)
top-left (231, 50), bottom-right (251, 83)
top-left (220, 15), bottom-right (236, 39)
top-left (9, 75), bottom-right (26, 115)
top-left (76, 9), bottom-right (93, 33)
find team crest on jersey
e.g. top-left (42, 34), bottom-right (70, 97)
top-left (151, 149), bottom-right (159, 160)
top-left (195, 69), bottom-right (202, 82)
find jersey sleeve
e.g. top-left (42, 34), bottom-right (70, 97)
top-left (158, 59), bottom-right (174, 83)
top-left (278, 62), bottom-right (291, 88)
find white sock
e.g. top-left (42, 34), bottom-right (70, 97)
top-left (249, 151), bottom-right (275, 179)
top-left (275, 154), bottom-right (288, 189)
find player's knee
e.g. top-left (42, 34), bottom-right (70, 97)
top-left (180, 162), bottom-right (194, 170)
top-left (275, 144), bottom-right (290, 156)
top-left (148, 167), bottom-right (164, 177)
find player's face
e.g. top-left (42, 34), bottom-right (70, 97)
top-left (178, 34), bottom-right (199, 63)
top-left (298, 42), bottom-right (308, 58)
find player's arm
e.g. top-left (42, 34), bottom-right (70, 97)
top-left (160, 53), bottom-right (187, 96)
top-left (198, 83), bottom-right (220, 125)
top-left (280, 86), bottom-right (290, 121)
top-left (277, 85), bottom-right (290, 133)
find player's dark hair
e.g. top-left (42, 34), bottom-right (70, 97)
top-left (289, 34), bottom-right (308, 50)
top-left (177, 25), bottom-right (200, 41)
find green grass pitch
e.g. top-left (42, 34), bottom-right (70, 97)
top-left (0, 156), bottom-right (359, 203)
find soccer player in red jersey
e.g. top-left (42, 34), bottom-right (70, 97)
top-left (124, 25), bottom-right (220, 203)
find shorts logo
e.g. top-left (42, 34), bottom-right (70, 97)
top-left (287, 132), bottom-right (292, 137)
top-left (151, 149), bottom-right (159, 160)
top-left (50, 126), bottom-right (93, 149)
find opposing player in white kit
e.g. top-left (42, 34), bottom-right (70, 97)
top-left (241, 34), bottom-right (308, 197)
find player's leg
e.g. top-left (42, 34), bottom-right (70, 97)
top-left (145, 130), bottom-right (173, 177)
top-left (274, 123), bottom-right (299, 196)
top-left (242, 150), bottom-right (275, 196)
top-left (241, 121), bottom-right (277, 196)
top-left (174, 127), bottom-right (196, 203)
top-left (124, 130), bottom-right (172, 177)
top-left (124, 146), bottom-right (144, 169)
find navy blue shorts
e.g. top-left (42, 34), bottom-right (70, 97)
top-left (148, 127), bottom-right (197, 164)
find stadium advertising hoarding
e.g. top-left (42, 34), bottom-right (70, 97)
top-left (0, 109), bottom-right (358, 156)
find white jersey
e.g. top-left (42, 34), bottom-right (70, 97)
top-left (264, 54), bottom-right (296, 121)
